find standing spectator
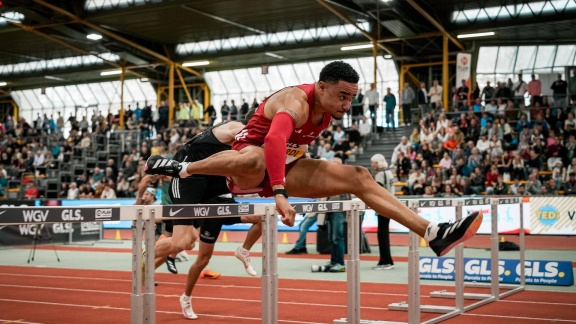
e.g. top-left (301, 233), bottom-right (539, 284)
top-left (229, 99), bottom-right (239, 120)
top-left (251, 98), bottom-right (259, 109)
top-left (204, 104), bottom-right (217, 126)
top-left (417, 81), bottom-right (429, 116)
top-left (513, 74), bottom-right (528, 106)
top-left (569, 69), bottom-right (576, 106)
top-left (220, 100), bottom-right (230, 121)
top-left (528, 74), bottom-right (542, 106)
top-left (158, 101), bottom-right (169, 130)
top-left (481, 81), bottom-right (495, 102)
top-left (371, 154), bottom-right (395, 270)
top-left (550, 73), bottom-right (568, 108)
top-left (400, 82), bottom-right (415, 126)
top-left (429, 80), bottom-right (443, 111)
top-left (351, 89), bottom-right (364, 119)
top-left (191, 99), bottom-right (203, 124)
top-left (365, 83), bottom-right (379, 132)
top-left (240, 99), bottom-right (249, 121)
top-left (383, 87), bottom-right (397, 129)
top-left (178, 103), bottom-right (190, 122)
top-left (457, 79), bottom-right (469, 109)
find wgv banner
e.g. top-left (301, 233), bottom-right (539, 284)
top-left (420, 256), bottom-right (574, 286)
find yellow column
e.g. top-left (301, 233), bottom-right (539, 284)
top-left (119, 67), bottom-right (125, 130)
top-left (168, 63), bottom-right (175, 125)
top-left (442, 35), bottom-right (449, 111)
top-left (399, 65), bottom-right (405, 124)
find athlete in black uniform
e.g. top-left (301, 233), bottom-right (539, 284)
top-left (152, 112), bottom-right (261, 320)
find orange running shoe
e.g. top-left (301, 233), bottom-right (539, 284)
top-left (200, 268), bottom-right (221, 279)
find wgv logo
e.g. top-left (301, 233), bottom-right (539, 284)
top-left (302, 204), bottom-right (313, 212)
top-left (194, 207), bottom-right (210, 216)
top-left (22, 210), bottom-right (48, 222)
top-left (19, 224), bottom-right (43, 235)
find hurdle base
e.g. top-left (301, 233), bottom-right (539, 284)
top-left (388, 302), bottom-right (456, 314)
top-left (334, 318), bottom-right (403, 324)
top-left (430, 290), bottom-right (492, 300)
top-left (464, 282), bottom-right (519, 289)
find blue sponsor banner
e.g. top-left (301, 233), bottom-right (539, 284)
top-left (419, 256), bottom-right (574, 286)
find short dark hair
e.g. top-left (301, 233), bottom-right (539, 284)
top-left (319, 61), bottom-right (360, 84)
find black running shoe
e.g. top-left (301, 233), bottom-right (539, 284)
top-left (429, 211), bottom-right (483, 257)
top-left (166, 256), bottom-right (178, 274)
top-left (145, 155), bottom-right (182, 177)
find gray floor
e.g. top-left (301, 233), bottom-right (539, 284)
top-left (1, 240), bottom-right (574, 293)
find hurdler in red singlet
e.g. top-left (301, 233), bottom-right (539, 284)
top-left (230, 83), bottom-right (331, 197)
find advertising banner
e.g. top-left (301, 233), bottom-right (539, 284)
top-left (529, 197), bottom-right (576, 235)
top-left (456, 53), bottom-right (472, 88)
top-left (61, 199), bottom-right (135, 229)
top-left (420, 256), bottom-right (574, 286)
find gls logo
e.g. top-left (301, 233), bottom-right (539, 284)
top-left (61, 209), bottom-right (83, 221)
top-left (217, 206), bottom-right (231, 215)
top-left (22, 210), bottom-right (48, 222)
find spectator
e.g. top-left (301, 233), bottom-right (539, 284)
top-left (25, 182), bottom-right (39, 199)
top-left (365, 83), bottom-right (379, 131)
top-left (396, 151), bottom-right (411, 180)
top-left (429, 80), bottom-right (443, 110)
top-left (383, 87), bottom-right (397, 129)
top-left (67, 182), bottom-right (79, 199)
top-left (513, 74), bottom-right (528, 105)
top-left (565, 172), bottom-right (576, 194)
top-left (417, 81), bottom-right (429, 116)
top-left (485, 164), bottom-right (499, 194)
top-left (400, 82), bottom-right (414, 126)
top-left (550, 73), bottom-right (568, 108)
top-left (528, 74), bottom-right (542, 105)
top-left (493, 175), bottom-right (509, 195)
top-left (371, 154), bottom-right (395, 270)
top-left (526, 173), bottom-right (542, 195)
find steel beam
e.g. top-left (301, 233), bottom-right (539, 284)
top-left (442, 36), bottom-right (449, 111)
top-left (405, 0), bottom-right (465, 51)
top-left (316, 0), bottom-right (397, 57)
top-left (176, 67), bottom-right (194, 106)
top-left (32, 0), bottom-right (201, 77)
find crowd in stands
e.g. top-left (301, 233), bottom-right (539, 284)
top-left (1, 70), bottom-right (576, 199)
top-left (0, 97), bottom-right (258, 199)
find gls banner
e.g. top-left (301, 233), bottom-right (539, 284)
top-left (163, 204), bottom-right (254, 218)
top-left (0, 207), bottom-right (121, 224)
top-left (420, 256), bottom-right (574, 286)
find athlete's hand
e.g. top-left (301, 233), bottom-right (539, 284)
top-left (275, 195), bottom-right (296, 226)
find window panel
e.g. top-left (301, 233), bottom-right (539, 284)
top-left (292, 62), bottom-right (315, 84)
top-left (534, 45), bottom-right (556, 69)
top-left (23, 89), bottom-right (42, 109)
top-left (264, 66), bottom-right (285, 92)
top-left (495, 46), bottom-right (517, 74)
top-left (477, 47), bottom-right (498, 73)
top-left (514, 46), bottom-right (537, 73)
top-left (233, 69), bottom-right (256, 93)
top-left (308, 61), bottom-right (326, 82)
top-left (219, 70), bottom-right (240, 93)
top-left (554, 45), bottom-right (575, 66)
top-left (204, 71), bottom-right (228, 95)
top-left (64, 85), bottom-right (86, 107)
top-left (277, 64), bottom-right (299, 86)
top-left (247, 67), bottom-right (271, 93)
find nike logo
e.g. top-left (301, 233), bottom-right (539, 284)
top-left (0, 211), bottom-right (5, 215)
top-left (169, 208), bottom-right (184, 216)
top-left (294, 129), bottom-right (302, 133)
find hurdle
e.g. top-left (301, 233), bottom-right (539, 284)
top-left (138, 200), bottom-right (360, 324)
top-left (385, 197), bottom-right (526, 323)
top-left (428, 197), bottom-right (525, 306)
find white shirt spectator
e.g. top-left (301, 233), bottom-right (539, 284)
top-left (358, 120), bottom-right (371, 136)
top-left (365, 88), bottom-right (379, 106)
top-left (476, 138), bottom-right (491, 153)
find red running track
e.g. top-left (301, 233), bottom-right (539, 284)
top-left (0, 266), bottom-right (575, 323)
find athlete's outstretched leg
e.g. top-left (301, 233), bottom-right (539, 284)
top-left (286, 159), bottom-right (482, 256)
top-left (235, 216), bottom-right (261, 276)
top-left (145, 146), bottom-right (266, 190)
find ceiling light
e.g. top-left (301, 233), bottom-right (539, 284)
top-left (0, 11), bottom-right (25, 23)
top-left (384, 54), bottom-right (392, 59)
top-left (140, 78), bottom-right (149, 82)
top-left (341, 44), bottom-right (373, 51)
top-left (45, 75), bottom-right (66, 81)
top-left (87, 33), bottom-right (102, 40)
top-left (182, 60), bottom-right (210, 67)
top-left (265, 52), bottom-right (286, 59)
top-left (457, 31), bottom-right (495, 39)
top-left (0, 82), bottom-right (6, 87)
top-left (100, 70), bottom-right (122, 76)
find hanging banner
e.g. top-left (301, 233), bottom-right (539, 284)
top-left (456, 53), bottom-right (472, 88)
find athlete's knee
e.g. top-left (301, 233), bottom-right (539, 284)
top-left (348, 165), bottom-right (373, 189)
top-left (170, 236), bottom-right (193, 252)
top-left (195, 253), bottom-right (212, 268)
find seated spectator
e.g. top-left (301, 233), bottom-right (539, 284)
top-left (396, 152), bottom-right (411, 181)
top-left (346, 124), bottom-right (362, 147)
top-left (516, 114), bottom-right (530, 133)
top-left (333, 137), bottom-right (350, 163)
top-left (565, 158), bottom-right (576, 182)
top-left (67, 182), bottom-right (79, 199)
top-left (493, 175), bottom-right (509, 195)
top-left (526, 173), bottom-right (542, 195)
top-left (485, 164), bottom-right (499, 194)
top-left (460, 177), bottom-right (474, 195)
top-left (545, 178), bottom-right (561, 195)
top-left (422, 185), bottom-right (435, 197)
top-left (100, 183), bottom-right (117, 199)
top-left (565, 172), bottom-right (576, 194)
top-left (25, 182), bottom-right (39, 199)
top-left (0, 172), bottom-right (7, 196)
top-left (564, 113), bottom-right (576, 138)
top-left (390, 136), bottom-right (409, 166)
top-left (412, 177), bottom-right (426, 195)
top-left (476, 134), bottom-right (490, 154)
top-left (547, 136), bottom-right (564, 168)
top-left (439, 152), bottom-right (452, 179)
top-left (409, 127), bottom-right (421, 150)
top-left (320, 143), bottom-right (335, 161)
top-left (407, 166), bottom-right (426, 189)
top-left (443, 134), bottom-right (459, 152)
top-left (442, 184), bottom-right (456, 197)
top-left (489, 134), bottom-right (504, 158)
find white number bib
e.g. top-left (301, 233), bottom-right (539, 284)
top-left (285, 142), bottom-right (308, 164)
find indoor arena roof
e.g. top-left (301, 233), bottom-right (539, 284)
top-left (1, 0), bottom-right (575, 90)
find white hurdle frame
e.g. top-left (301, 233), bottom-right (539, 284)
top-left (429, 197), bottom-right (526, 305)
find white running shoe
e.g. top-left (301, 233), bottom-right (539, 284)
top-left (235, 247), bottom-right (257, 276)
top-left (179, 294), bottom-right (198, 320)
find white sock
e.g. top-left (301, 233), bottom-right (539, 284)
top-left (181, 293), bottom-right (191, 302)
top-left (424, 222), bottom-right (440, 242)
top-left (178, 162), bottom-right (191, 178)
top-left (240, 247), bottom-right (248, 253)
